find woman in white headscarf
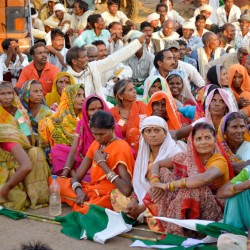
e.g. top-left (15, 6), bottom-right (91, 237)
top-left (110, 116), bottom-right (184, 226)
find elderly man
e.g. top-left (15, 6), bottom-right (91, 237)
top-left (147, 13), bottom-right (161, 32)
top-left (15, 43), bottom-right (59, 96)
top-left (152, 20), bottom-right (179, 51)
top-left (43, 3), bottom-right (71, 34)
top-left (85, 45), bottom-right (98, 62)
top-left (235, 13), bottom-right (250, 50)
top-left (179, 21), bottom-right (203, 52)
top-left (204, 43), bottom-right (249, 77)
top-left (191, 31), bottom-right (225, 78)
top-left (221, 23), bottom-right (236, 47)
top-left (216, 0), bottom-right (241, 28)
top-left (66, 35), bottom-right (145, 99)
top-left (40, 0), bottom-right (60, 22)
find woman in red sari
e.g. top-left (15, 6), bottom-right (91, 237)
top-left (148, 122), bottom-right (233, 236)
top-left (110, 79), bottom-right (147, 152)
top-left (57, 111), bottom-right (134, 214)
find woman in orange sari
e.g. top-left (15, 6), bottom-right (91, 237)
top-left (228, 64), bottom-right (250, 116)
top-left (56, 111), bottom-right (134, 214)
top-left (110, 79), bottom-right (147, 152)
top-left (147, 91), bottom-right (189, 129)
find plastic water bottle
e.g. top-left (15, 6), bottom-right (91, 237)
top-left (49, 175), bottom-right (62, 216)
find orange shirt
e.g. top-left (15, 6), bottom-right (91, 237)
top-left (16, 62), bottom-right (59, 96)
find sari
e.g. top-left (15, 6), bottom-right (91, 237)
top-left (39, 84), bottom-right (84, 149)
top-left (0, 85), bottom-right (32, 138)
top-left (19, 80), bottom-right (53, 136)
top-left (206, 65), bottom-right (238, 111)
top-left (228, 64), bottom-right (250, 116)
top-left (56, 139), bottom-right (134, 214)
top-left (147, 91), bottom-right (183, 129)
top-left (141, 75), bottom-right (171, 104)
top-left (204, 88), bottom-right (236, 126)
top-left (0, 124), bottom-right (50, 211)
top-left (45, 72), bottom-right (76, 108)
top-left (145, 131), bottom-right (232, 236)
top-left (217, 112), bottom-right (250, 163)
top-left (110, 100), bottom-right (147, 152)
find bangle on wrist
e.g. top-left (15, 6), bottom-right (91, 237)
top-left (71, 181), bottom-right (82, 193)
top-left (64, 167), bottom-right (71, 171)
top-left (96, 159), bottom-right (106, 165)
top-left (110, 174), bottom-right (119, 183)
top-left (231, 184), bottom-right (236, 194)
top-left (180, 178), bottom-right (186, 188)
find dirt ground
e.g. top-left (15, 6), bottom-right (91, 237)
top-left (0, 1), bottom-right (195, 249)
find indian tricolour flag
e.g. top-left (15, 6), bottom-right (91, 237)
top-left (56, 204), bottom-right (132, 244)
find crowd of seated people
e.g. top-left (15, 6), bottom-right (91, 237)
top-left (1, 0), bottom-right (250, 247)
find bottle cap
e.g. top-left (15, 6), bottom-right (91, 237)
top-left (52, 175), bottom-right (57, 179)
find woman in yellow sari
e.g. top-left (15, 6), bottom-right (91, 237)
top-left (45, 72), bottom-right (76, 109)
top-left (0, 124), bottom-right (50, 211)
top-left (0, 81), bottom-right (33, 144)
top-left (38, 84), bottom-right (85, 169)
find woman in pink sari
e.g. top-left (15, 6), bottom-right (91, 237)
top-left (59, 95), bottom-right (122, 179)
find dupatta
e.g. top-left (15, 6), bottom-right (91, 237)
top-left (76, 94), bottom-right (122, 161)
top-left (147, 91), bottom-right (182, 130)
top-left (39, 84), bottom-right (84, 147)
top-left (45, 72), bottom-right (76, 108)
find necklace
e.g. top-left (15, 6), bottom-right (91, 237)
top-left (100, 135), bottom-right (116, 150)
top-left (202, 151), bottom-right (214, 165)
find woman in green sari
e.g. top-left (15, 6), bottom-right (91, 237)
top-left (0, 124), bottom-right (50, 211)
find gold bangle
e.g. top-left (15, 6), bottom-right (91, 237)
top-left (150, 176), bottom-right (160, 184)
top-left (180, 178), bottom-right (186, 188)
top-left (169, 181), bottom-right (175, 192)
top-left (231, 185), bottom-right (236, 194)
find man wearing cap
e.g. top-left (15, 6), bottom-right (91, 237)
top-left (179, 21), bottom-right (203, 53)
top-left (190, 4), bottom-right (213, 26)
top-left (43, 3), bottom-right (71, 34)
top-left (40, 0), bottom-right (60, 22)
top-left (152, 20), bottom-right (179, 51)
top-left (146, 13), bottom-right (161, 32)
top-left (235, 14), bottom-right (250, 50)
top-left (216, 0), bottom-right (241, 28)
top-left (164, 40), bottom-right (205, 91)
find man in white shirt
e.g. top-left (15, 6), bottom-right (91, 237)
top-left (216, 0), bottom-right (241, 28)
top-left (43, 3), bottom-right (71, 34)
top-left (165, 40), bottom-right (205, 91)
top-left (235, 14), bottom-right (250, 49)
top-left (152, 20), bottom-right (180, 51)
top-left (0, 39), bottom-right (29, 85)
top-left (101, 0), bottom-right (133, 27)
top-left (66, 35), bottom-right (145, 99)
top-left (193, 14), bottom-right (209, 37)
top-left (46, 29), bottom-right (68, 71)
top-left (190, 4), bottom-right (213, 26)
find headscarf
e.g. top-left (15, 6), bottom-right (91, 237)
top-left (0, 82), bottom-right (31, 129)
top-left (207, 65), bottom-right (223, 87)
top-left (228, 64), bottom-right (250, 98)
top-left (40, 84), bottom-right (84, 146)
top-left (147, 91), bottom-right (182, 130)
top-left (45, 72), bottom-right (76, 108)
top-left (142, 75), bottom-right (171, 104)
top-left (217, 112), bottom-right (250, 163)
top-left (173, 122), bottom-right (234, 183)
top-left (204, 88), bottom-right (235, 126)
top-left (76, 94), bottom-right (122, 161)
top-left (19, 80), bottom-right (50, 134)
top-left (133, 116), bottom-right (183, 204)
top-left (167, 69), bottom-right (196, 104)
